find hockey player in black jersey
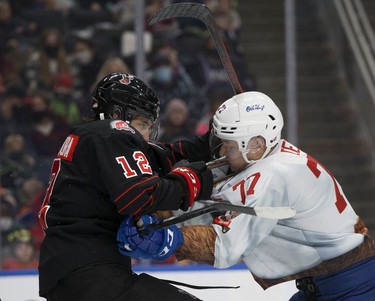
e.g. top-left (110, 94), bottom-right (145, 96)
top-left (38, 72), bottom-right (213, 301)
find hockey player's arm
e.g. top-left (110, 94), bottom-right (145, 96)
top-left (157, 131), bottom-right (212, 165)
top-left (175, 225), bottom-right (217, 265)
top-left (166, 161), bottom-right (213, 211)
top-left (99, 132), bottom-right (212, 215)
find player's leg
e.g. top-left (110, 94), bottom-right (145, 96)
top-left (290, 256), bottom-right (375, 301)
top-left (116, 273), bottom-right (202, 301)
top-left (313, 256), bottom-right (375, 301)
top-left (45, 263), bottom-right (202, 301)
top-left (44, 262), bottom-right (134, 301)
top-left (289, 290), bottom-right (307, 301)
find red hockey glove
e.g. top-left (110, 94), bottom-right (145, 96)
top-left (167, 161), bottom-right (213, 211)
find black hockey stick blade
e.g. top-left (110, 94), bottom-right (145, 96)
top-left (149, 2), bottom-right (212, 24)
top-left (138, 201), bottom-right (296, 235)
top-left (149, 2), bottom-right (243, 94)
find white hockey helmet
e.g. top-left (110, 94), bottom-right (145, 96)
top-left (212, 91), bottom-right (284, 162)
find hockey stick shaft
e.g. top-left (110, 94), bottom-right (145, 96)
top-left (206, 156), bottom-right (228, 169)
top-left (149, 3), bottom-right (243, 94)
top-left (138, 201), bottom-right (296, 235)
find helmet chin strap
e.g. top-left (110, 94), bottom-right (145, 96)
top-left (99, 112), bottom-right (117, 120)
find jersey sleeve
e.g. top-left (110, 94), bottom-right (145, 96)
top-left (156, 131), bottom-right (212, 166)
top-left (90, 127), bottom-right (184, 216)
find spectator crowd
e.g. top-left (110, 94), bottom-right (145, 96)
top-left (0, 0), bottom-right (255, 270)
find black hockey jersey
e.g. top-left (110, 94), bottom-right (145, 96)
top-left (38, 119), bottom-right (211, 296)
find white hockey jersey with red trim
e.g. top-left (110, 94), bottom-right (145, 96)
top-left (211, 139), bottom-right (364, 279)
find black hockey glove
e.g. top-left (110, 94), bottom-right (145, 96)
top-left (167, 161), bottom-right (213, 211)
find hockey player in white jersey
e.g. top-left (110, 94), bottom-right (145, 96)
top-left (117, 91), bottom-right (375, 301)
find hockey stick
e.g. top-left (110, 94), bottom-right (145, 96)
top-left (138, 200), bottom-right (296, 235)
top-left (149, 2), bottom-right (244, 94)
top-left (206, 156), bottom-right (228, 169)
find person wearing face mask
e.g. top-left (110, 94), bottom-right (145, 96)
top-left (70, 38), bottom-right (104, 99)
top-left (29, 92), bottom-right (70, 158)
top-left (1, 133), bottom-right (36, 190)
top-left (154, 64), bottom-right (173, 84)
top-left (0, 85), bottom-right (30, 148)
top-left (0, 188), bottom-right (18, 244)
top-left (38, 72), bottom-right (213, 301)
top-left (157, 97), bottom-right (193, 142)
top-left (28, 92), bottom-right (70, 183)
top-left (26, 28), bottom-right (71, 92)
top-left (73, 45), bottom-right (93, 65)
top-left (48, 72), bottom-right (82, 126)
top-left (148, 52), bottom-right (208, 129)
top-left (153, 58), bottom-right (174, 86)
top-left (2, 227), bottom-right (39, 270)
top-left (194, 34), bottom-right (256, 93)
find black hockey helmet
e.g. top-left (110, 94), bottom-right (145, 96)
top-left (92, 72), bottom-right (160, 124)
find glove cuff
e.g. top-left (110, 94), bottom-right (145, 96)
top-left (168, 167), bottom-right (201, 208)
top-left (153, 226), bottom-right (184, 261)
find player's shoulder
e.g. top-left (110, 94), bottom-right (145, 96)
top-left (256, 139), bottom-right (308, 173)
top-left (274, 139), bottom-right (308, 159)
top-left (268, 139), bottom-right (310, 175)
top-left (72, 119), bottom-right (138, 139)
top-left (148, 141), bottom-right (166, 152)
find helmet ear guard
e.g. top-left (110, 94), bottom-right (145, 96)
top-left (112, 105), bottom-right (124, 120)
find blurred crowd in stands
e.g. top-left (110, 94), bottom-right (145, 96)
top-left (0, 0), bottom-right (255, 270)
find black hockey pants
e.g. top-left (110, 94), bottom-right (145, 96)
top-left (45, 262), bottom-right (202, 301)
